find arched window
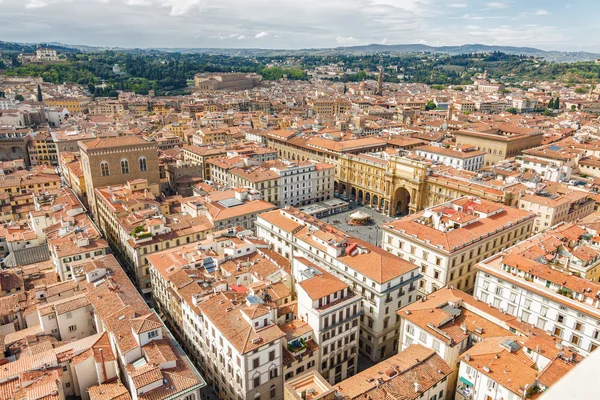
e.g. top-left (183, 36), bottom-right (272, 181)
top-left (100, 161), bottom-right (110, 177)
top-left (121, 159), bottom-right (129, 174)
top-left (139, 157), bottom-right (147, 172)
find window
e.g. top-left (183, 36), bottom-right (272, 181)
top-left (507, 304), bottom-right (516, 315)
top-left (269, 368), bottom-right (278, 379)
top-left (536, 318), bottom-right (546, 330)
top-left (148, 330), bottom-right (159, 339)
top-left (253, 377), bottom-right (260, 388)
top-left (100, 161), bottom-right (109, 177)
top-left (253, 358), bottom-right (259, 368)
top-left (121, 159), bottom-right (129, 174)
top-left (419, 332), bottom-right (427, 343)
top-left (270, 385), bottom-right (276, 399)
top-left (269, 350), bottom-right (275, 361)
top-left (68, 325), bottom-right (77, 332)
top-left (139, 156), bottom-right (147, 171)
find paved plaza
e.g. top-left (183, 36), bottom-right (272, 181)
top-left (318, 200), bottom-right (397, 247)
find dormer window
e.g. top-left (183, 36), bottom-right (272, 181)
top-left (148, 329), bottom-right (159, 339)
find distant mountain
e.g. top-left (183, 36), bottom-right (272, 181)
top-left (147, 43), bottom-right (600, 62)
top-left (2, 40), bottom-right (599, 62)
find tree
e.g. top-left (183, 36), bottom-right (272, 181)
top-left (554, 96), bottom-right (560, 110)
top-left (571, 105), bottom-right (577, 111)
top-left (15, 94), bottom-right (24, 101)
top-left (575, 87), bottom-right (588, 94)
top-left (425, 100), bottom-right (436, 111)
top-left (547, 98), bottom-right (554, 109)
top-left (37, 84), bottom-right (43, 102)
top-left (543, 108), bottom-right (552, 117)
top-left (506, 107), bottom-right (519, 115)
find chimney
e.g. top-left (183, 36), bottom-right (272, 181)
top-left (414, 382), bottom-right (420, 393)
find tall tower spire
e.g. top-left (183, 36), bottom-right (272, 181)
top-left (376, 66), bottom-right (383, 96)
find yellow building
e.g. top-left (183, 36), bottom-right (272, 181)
top-left (28, 131), bottom-right (58, 166)
top-left (193, 128), bottom-right (228, 144)
top-left (165, 121), bottom-right (190, 140)
top-left (59, 152), bottom-right (88, 206)
top-left (338, 152), bottom-right (428, 216)
top-left (181, 144), bottom-right (229, 179)
top-left (455, 125), bottom-right (544, 167)
top-left (338, 154), bottom-right (521, 216)
top-left (44, 97), bottom-right (91, 114)
top-left (0, 167), bottom-right (61, 196)
top-left (307, 98), bottom-right (351, 116)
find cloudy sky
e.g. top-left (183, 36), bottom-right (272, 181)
top-left (1, 0), bottom-right (597, 51)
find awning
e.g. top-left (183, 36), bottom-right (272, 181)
top-left (459, 377), bottom-right (473, 387)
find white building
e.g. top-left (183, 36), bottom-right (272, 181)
top-left (415, 145), bottom-right (485, 171)
top-left (294, 257), bottom-right (361, 384)
top-left (474, 240), bottom-right (600, 356)
top-left (37, 293), bottom-right (96, 341)
top-left (0, 97), bottom-right (16, 110)
top-left (256, 208), bottom-right (421, 362)
top-left (184, 292), bottom-right (285, 400)
top-left (36, 48), bottom-right (59, 61)
top-left (381, 197), bottom-right (535, 295)
top-left (455, 335), bottom-right (580, 400)
top-left (397, 288), bottom-right (522, 399)
top-left (272, 160), bottom-right (335, 207)
top-left (336, 344), bottom-right (452, 400)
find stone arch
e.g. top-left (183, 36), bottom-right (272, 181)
top-left (357, 190), bottom-right (364, 204)
top-left (365, 192), bottom-right (371, 205)
top-left (372, 195), bottom-right (379, 208)
top-left (393, 186), bottom-right (411, 216)
top-left (351, 187), bottom-right (357, 200)
top-left (339, 183), bottom-right (346, 196)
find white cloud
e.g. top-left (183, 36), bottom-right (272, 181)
top-left (126, 0), bottom-right (151, 5)
top-left (0, 0), bottom-right (591, 52)
top-left (158, 0), bottom-right (203, 16)
top-left (336, 36), bottom-right (360, 44)
top-left (534, 9), bottom-right (549, 15)
top-left (25, 0), bottom-right (48, 8)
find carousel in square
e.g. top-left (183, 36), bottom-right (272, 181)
top-left (348, 210), bottom-right (372, 225)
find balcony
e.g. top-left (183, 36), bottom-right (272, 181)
top-left (455, 383), bottom-right (473, 400)
top-left (288, 339), bottom-right (308, 354)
